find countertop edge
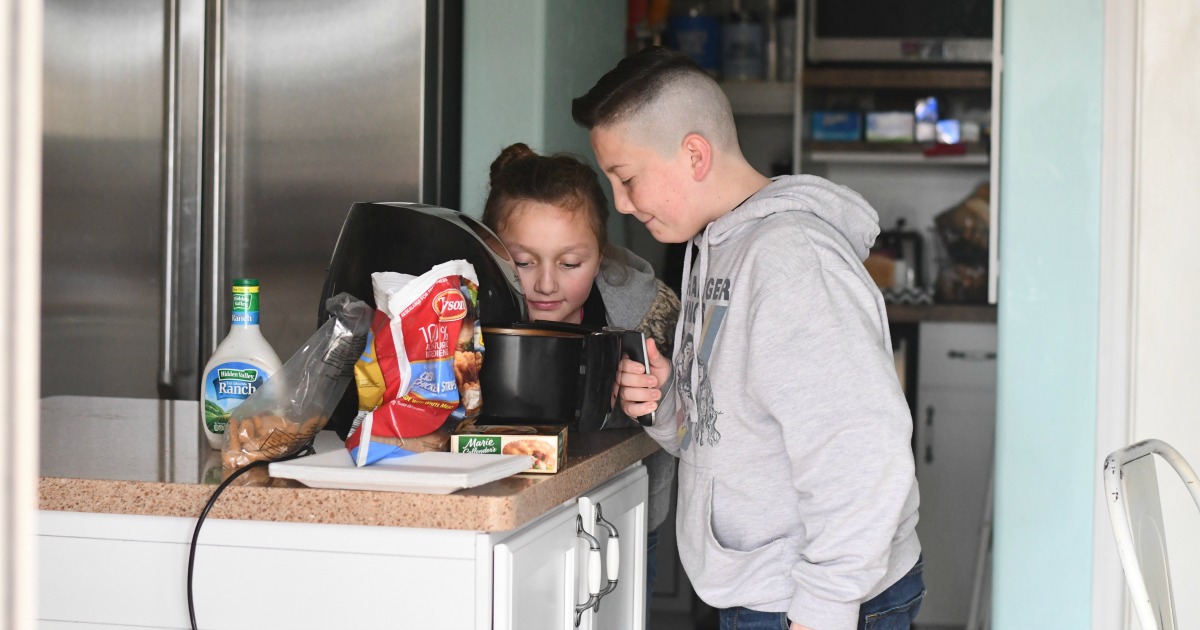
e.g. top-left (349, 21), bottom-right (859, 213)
top-left (39, 431), bottom-right (661, 532)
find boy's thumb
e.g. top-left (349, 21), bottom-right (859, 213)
top-left (646, 338), bottom-right (665, 364)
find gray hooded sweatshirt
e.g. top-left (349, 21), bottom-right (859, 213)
top-left (644, 175), bottom-right (921, 629)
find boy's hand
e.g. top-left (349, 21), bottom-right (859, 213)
top-left (618, 338), bottom-right (669, 420)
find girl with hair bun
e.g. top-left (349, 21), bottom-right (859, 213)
top-left (483, 143), bottom-right (679, 347)
top-left (483, 142), bottom-right (680, 607)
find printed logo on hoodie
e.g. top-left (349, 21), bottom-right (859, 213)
top-left (678, 275), bottom-right (731, 451)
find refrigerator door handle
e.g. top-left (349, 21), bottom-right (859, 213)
top-left (202, 0), bottom-right (228, 360)
top-left (158, 0), bottom-right (183, 399)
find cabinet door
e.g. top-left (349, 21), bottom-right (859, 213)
top-left (38, 511), bottom-right (483, 629)
top-left (577, 465), bottom-right (648, 630)
top-left (493, 501), bottom-right (581, 630)
top-left (913, 323), bottom-right (997, 627)
top-left (913, 386), bottom-right (995, 627)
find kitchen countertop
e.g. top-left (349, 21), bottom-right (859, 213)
top-left (885, 303), bottom-right (997, 323)
top-left (39, 396), bottom-right (659, 532)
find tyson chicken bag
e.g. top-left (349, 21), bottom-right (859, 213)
top-left (347, 260), bottom-right (484, 466)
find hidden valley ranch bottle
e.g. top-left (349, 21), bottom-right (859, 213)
top-left (200, 278), bottom-right (282, 449)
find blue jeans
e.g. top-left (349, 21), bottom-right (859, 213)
top-left (718, 557), bottom-right (925, 630)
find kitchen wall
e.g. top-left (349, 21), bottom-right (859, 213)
top-left (458, 0), bottom-right (625, 246)
top-left (992, 0), bottom-right (1104, 627)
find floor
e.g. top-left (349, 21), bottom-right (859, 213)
top-left (648, 610), bottom-right (697, 630)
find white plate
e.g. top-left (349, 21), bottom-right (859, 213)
top-left (268, 449), bottom-right (534, 494)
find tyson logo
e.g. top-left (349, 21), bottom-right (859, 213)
top-left (433, 288), bottom-right (468, 322)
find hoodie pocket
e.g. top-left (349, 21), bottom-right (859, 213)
top-left (676, 461), bottom-right (795, 608)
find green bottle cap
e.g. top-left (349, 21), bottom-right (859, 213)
top-left (233, 278), bottom-right (259, 287)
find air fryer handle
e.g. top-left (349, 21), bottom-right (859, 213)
top-left (615, 329), bottom-right (655, 426)
top-left (577, 331), bottom-right (622, 432)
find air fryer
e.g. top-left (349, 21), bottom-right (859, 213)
top-left (318, 202), bottom-right (528, 437)
top-left (479, 321), bottom-right (624, 433)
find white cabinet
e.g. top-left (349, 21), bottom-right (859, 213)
top-left (39, 513), bottom-right (488, 629)
top-left (913, 322), bottom-right (997, 627)
top-left (576, 467), bottom-right (648, 630)
top-left (496, 464), bottom-right (648, 630)
top-left (39, 465), bottom-right (648, 630)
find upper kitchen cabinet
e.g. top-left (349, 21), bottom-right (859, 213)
top-left (659, 0), bottom-right (1002, 306)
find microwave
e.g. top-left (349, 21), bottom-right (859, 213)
top-left (806, 0), bottom-right (994, 65)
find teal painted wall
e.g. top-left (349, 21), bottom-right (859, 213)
top-left (461, 0), bottom-right (547, 217)
top-left (992, 0), bottom-right (1104, 627)
top-left (460, 0), bottom-right (625, 239)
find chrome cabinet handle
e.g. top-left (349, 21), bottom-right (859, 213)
top-left (593, 504), bottom-right (620, 608)
top-left (948, 350), bottom-right (997, 361)
top-left (574, 504), bottom-right (622, 625)
top-left (574, 515), bottom-right (602, 627)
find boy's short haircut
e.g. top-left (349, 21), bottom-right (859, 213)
top-left (572, 46), bottom-right (739, 156)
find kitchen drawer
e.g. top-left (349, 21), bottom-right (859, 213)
top-left (917, 322), bottom-right (998, 389)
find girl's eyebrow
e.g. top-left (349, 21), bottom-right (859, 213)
top-left (505, 242), bottom-right (596, 256)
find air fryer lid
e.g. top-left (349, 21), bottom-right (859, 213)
top-left (317, 202), bottom-right (527, 326)
top-left (318, 202), bottom-right (529, 438)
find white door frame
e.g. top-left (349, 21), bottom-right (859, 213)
top-left (1093, 0), bottom-right (1140, 628)
top-left (0, 1), bottom-right (43, 629)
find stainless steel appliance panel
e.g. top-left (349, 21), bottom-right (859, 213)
top-left (213, 0), bottom-right (427, 360)
top-left (40, 0), bottom-right (457, 401)
top-left (42, 0), bottom-right (170, 398)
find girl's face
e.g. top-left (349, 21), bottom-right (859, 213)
top-left (497, 200), bottom-right (602, 324)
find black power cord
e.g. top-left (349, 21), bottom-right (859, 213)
top-left (187, 443), bottom-right (315, 630)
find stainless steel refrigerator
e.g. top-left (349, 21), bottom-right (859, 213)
top-left (41, 0), bottom-right (462, 400)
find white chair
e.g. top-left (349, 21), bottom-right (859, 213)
top-left (1103, 439), bottom-right (1200, 630)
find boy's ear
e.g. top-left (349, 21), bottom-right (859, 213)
top-left (681, 133), bottom-right (713, 181)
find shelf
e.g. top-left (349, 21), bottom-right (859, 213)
top-left (886, 303), bottom-right (996, 324)
top-left (806, 151), bottom-right (988, 166)
top-left (803, 67), bottom-right (992, 90)
top-left (804, 142), bottom-right (989, 166)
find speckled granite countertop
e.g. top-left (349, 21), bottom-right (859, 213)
top-left (39, 396), bottom-right (659, 532)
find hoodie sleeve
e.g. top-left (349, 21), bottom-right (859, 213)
top-left (747, 267), bottom-right (916, 630)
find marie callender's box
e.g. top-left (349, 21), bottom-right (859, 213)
top-left (451, 425), bottom-right (567, 474)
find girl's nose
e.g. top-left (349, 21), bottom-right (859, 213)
top-left (534, 267), bottom-right (557, 294)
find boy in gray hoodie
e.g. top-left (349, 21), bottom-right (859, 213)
top-left (572, 47), bottom-right (924, 630)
